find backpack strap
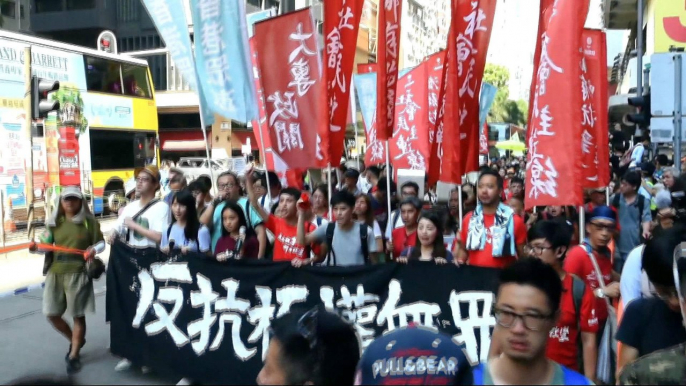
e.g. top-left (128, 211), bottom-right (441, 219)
top-left (325, 222), bottom-right (336, 266)
top-left (612, 194), bottom-right (620, 210)
top-left (125, 198), bottom-right (161, 242)
top-left (244, 200), bottom-right (253, 230)
top-left (360, 223), bottom-right (369, 264)
top-left (637, 194), bottom-right (645, 220)
top-left (571, 274), bottom-right (585, 326)
top-left (392, 209), bottom-right (401, 231)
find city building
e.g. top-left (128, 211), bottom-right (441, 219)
top-left (0, 0), bottom-right (30, 32)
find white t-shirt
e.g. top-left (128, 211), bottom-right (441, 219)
top-left (116, 199), bottom-right (170, 248)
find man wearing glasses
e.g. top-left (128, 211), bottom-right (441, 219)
top-left (489, 221), bottom-right (599, 381)
top-left (200, 171), bottom-right (267, 257)
top-left (616, 228), bottom-right (686, 378)
top-left (563, 206), bottom-right (621, 340)
top-left (474, 258), bottom-right (593, 384)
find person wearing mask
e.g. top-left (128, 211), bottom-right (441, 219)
top-left (251, 171), bottom-right (267, 205)
top-left (611, 171), bottom-right (652, 273)
top-left (616, 228), bottom-right (686, 377)
top-left (365, 166), bottom-right (381, 191)
top-left (200, 171), bottom-right (266, 258)
top-left (475, 258), bottom-right (593, 385)
top-left (245, 168), bottom-right (318, 266)
top-left (385, 181), bottom-right (420, 239)
top-left (256, 307), bottom-right (360, 385)
top-left (618, 241), bottom-right (686, 385)
top-left (490, 221), bottom-right (598, 381)
top-left (188, 179), bottom-right (211, 219)
top-left (387, 196), bottom-right (422, 259)
top-left (353, 194), bottom-right (384, 255)
top-left (454, 170), bottom-right (527, 268)
top-left (298, 190), bottom-right (378, 266)
top-left (160, 189), bottom-right (211, 255)
top-left (35, 186), bottom-right (103, 374)
top-left (214, 201), bottom-right (259, 261)
top-left (397, 212), bottom-right (453, 264)
top-left (564, 206), bottom-right (620, 341)
top-left (309, 184), bottom-right (330, 227)
top-left (355, 324), bottom-right (473, 385)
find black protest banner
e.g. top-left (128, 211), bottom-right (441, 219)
top-left (106, 241), bottom-right (501, 385)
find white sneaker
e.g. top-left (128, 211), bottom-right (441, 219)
top-left (176, 378), bottom-right (192, 385)
top-left (114, 359), bottom-right (132, 372)
top-left (141, 366), bottom-right (152, 374)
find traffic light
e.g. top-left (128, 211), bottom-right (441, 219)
top-left (31, 76), bottom-right (60, 120)
top-left (627, 92), bottom-right (652, 127)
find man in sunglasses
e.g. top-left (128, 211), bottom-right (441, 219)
top-left (616, 228), bottom-right (686, 378)
top-left (564, 206), bottom-right (621, 338)
top-left (489, 221), bottom-right (599, 381)
top-left (256, 307), bottom-right (359, 385)
top-left (476, 258), bottom-right (593, 384)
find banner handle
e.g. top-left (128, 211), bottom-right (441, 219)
top-left (385, 140), bottom-right (393, 260)
top-left (458, 184), bottom-right (463, 224)
top-left (327, 163), bottom-right (332, 221)
top-left (579, 205), bottom-right (586, 243)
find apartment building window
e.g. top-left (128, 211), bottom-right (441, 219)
top-left (1, 1), bottom-right (16, 19)
top-left (35, 0), bottom-right (62, 13)
top-left (20, 5), bottom-right (24, 18)
top-left (67, 0), bottom-right (96, 11)
top-left (121, 63), bottom-right (152, 98)
top-left (247, 0), bottom-right (261, 8)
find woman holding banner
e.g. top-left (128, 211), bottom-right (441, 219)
top-left (32, 186), bottom-right (103, 374)
top-left (397, 212), bottom-right (453, 264)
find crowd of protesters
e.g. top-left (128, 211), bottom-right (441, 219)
top-left (34, 136), bottom-right (686, 385)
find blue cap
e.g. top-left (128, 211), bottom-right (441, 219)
top-left (589, 205), bottom-right (616, 223)
top-left (354, 324), bottom-right (473, 385)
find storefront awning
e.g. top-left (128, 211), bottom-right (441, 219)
top-left (162, 140), bottom-right (207, 152)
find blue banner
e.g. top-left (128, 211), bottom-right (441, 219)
top-left (479, 83), bottom-right (498, 130)
top-left (353, 73), bottom-right (377, 132)
top-left (191, 0), bottom-right (258, 123)
top-left (140, 0), bottom-right (214, 125)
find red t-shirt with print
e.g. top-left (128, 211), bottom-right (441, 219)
top-left (546, 274), bottom-right (600, 370)
top-left (563, 245), bottom-right (614, 323)
top-left (266, 215), bottom-right (317, 262)
top-left (391, 226), bottom-right (418, 258)
top-left (458, 212), bottom-right (527, 268)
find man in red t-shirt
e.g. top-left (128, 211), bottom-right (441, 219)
top-left (454, 170), bottom-right (527, 268)
top-left (246, 169), bottom-right (318, 265)
top-left (387, 197), bottom-right (422, 258)
top-left (509, 221), bottom-right (598, 379)
top-left (564, 206), bottom-right (620, 331)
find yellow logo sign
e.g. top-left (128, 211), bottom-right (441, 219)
top-left (655, 1), bottom-right (686, 53)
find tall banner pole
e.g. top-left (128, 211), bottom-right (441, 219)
top-left (458, 184), bottom-right (463, 222)
top-left (23, 47), bottom-right (35, 240)
top-left (384, 141), bottom-right (393, 258)
top-left (606, 187), bottom-right (610, 206)
top-left (327, 163), bottom-right (333, 221)
top-left (579, 205), bottom-right (586, 242)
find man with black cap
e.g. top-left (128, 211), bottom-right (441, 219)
top-left (342, 168), bottom-right (362, 196)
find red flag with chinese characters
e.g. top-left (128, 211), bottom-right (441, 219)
top-left (456, 0), bottom-right (497, 176)
top-left (429, 1), bottom-right (458, 186)
top-left (427, 51), bottom-right (446, 180)
top-left (365, 115), bottom-right (386, 166)
top-left (389, 61), bottom-right (430, 177)
top-left (376, 0), bottom-right (402, 141)
top-left (480, 122), bottom-right (489, 155)
top-left (324, 0), bottom-right (363, 167)
top-left (524, 0), bottom-right (590, 210)
top-left (254, 9), bottom-right (324, 170)
top-left (527, 0), bottom-right (555, 143)
top-left (249, 37), bottom-right (273, 168)
top-left (358, 63), bottom-right (376, 74)
top-left (581, 29), bottom-right (609, 188)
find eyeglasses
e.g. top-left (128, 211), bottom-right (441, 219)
top-left (217, 183), bottom-right (236, 191)
top-left (590, 222), bottom-right (616, 232)
top-left (523, 244), bottom-right (552, 256)
top-left (297, 307), bottom-right (319, 350)
top-left (494, 307), bottom-right (553, 331)
top-left (136, 177), bottom-right (152, 183)
top-left (652, 288), bottom-right (679, 302)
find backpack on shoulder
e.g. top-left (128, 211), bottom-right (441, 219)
top-left (324, 222), bottom-right (369, 266)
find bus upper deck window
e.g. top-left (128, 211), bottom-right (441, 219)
top-left (122, 64), bottom-right (152, 98)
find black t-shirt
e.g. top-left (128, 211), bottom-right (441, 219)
top-left (616, 297), bottom-right (686, 357)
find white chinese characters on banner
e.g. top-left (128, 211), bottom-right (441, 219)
top-left (456, 2), bottom-right (488, 125)
top-left (393, 73), bottom-right (426, 170)
top-left (266, 23), bottom-right (317, 154)
top-left (580, 49), bottom-right (599, 182)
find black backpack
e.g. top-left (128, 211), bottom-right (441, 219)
top-left (324, 222), bottom-right (369, 266)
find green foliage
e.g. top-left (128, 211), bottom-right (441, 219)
top-left (51, 87), bottom-right (89, 133)
top-left (483, 63), bottom-right (528, 126)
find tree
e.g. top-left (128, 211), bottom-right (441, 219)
top-left (483, 63), bottom-right (528, 126)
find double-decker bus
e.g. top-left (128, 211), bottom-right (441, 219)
top-left (0, 30), bottom-right (158, 219)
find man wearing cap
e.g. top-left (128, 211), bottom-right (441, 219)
top-left (564, 206), bottom-right (621, 339)
top-left (110, 165), bottom-right (170, 249)
top-left (355, 324), bottom-right (473, 385)
top-left (342, 168), bottom-right (362, 196)
top-left (34, 186), bottom-right (103, 374)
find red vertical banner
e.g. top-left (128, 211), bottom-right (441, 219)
top-left (389, 61), bottom-right (430, 176)
top-left (581, 29), bottom-right (610, 188)
top-left (365, 115), bottom-right (386, 166)
top-left (527, 0), bottom-right (555, 143)
top-left (254, 9), bottom-right (325, 170)
top-left (324, 0), bottom-right (363, 167)
top-left (376, 0), bottom-right (402, 141)
top-left (480, 122), bottom-right (489, 155)
top-left (430, 1), bottom-right (459, 186)
top-left (358, 63), bottom-right (376, 74)
top-left (427, 51), bottom-right (445, 180)
top-left (249, 37), bottom-right (273, 169)
top-left (456, 0), bottom-right (498, 175)
top-left (524, 0), bottom-right (590, 210)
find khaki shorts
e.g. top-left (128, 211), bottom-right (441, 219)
top-left (43, 271), bottom-right (95, 318)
